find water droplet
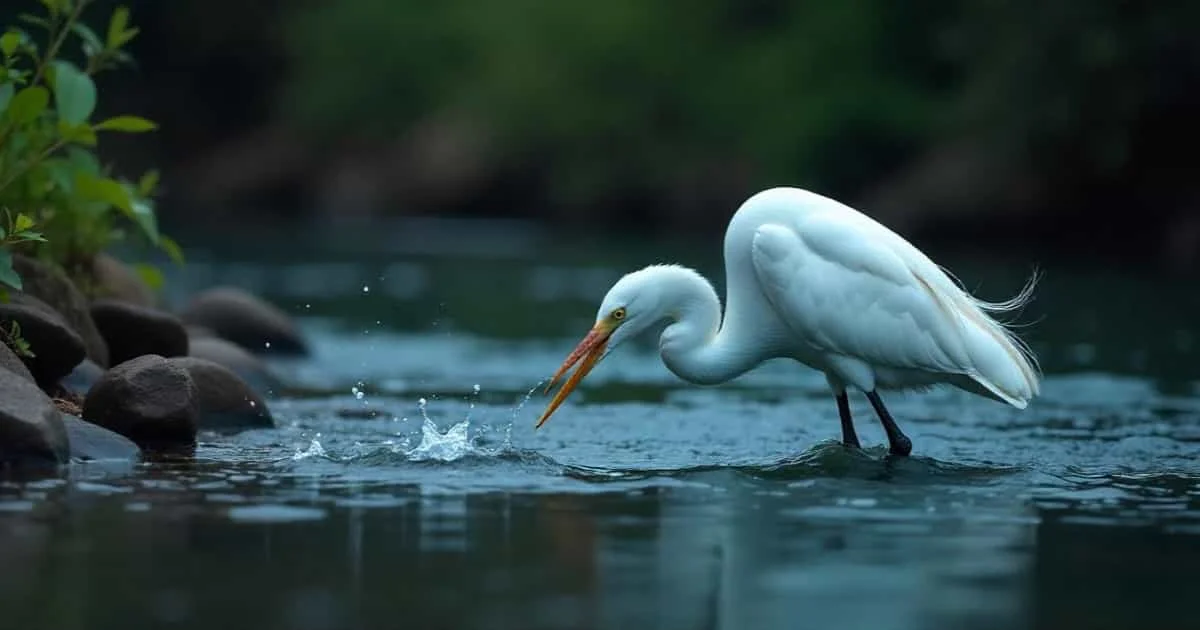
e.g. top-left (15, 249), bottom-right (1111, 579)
top-left (473, 383), bottom-right (481, 395)
top-left (264, 341), bottom-right (271, 349)
top-left (362, 285), bottom-right (370, 294)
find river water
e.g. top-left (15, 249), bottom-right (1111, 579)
top-left (1, 217), bottom-right (1197, 630)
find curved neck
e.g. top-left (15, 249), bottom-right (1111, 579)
top-left (657, 267), bottom-right (762, 386)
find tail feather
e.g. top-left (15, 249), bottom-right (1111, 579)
top-left (954, 270), bottom-right (1043, 406)
top-left (916, 264), bottom-right (1043, 406)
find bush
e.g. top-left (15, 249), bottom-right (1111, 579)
top-left (0, 0), bottom-right (180, 301)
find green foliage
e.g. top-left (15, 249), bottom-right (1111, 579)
top-left (0, 209), bottom-right (47, 297)
top-left (1, 320), bottom-right (34, 357)
top-left (0, 0), bottom-right (179, 297)
top-left (280, 0), bottom-right (955, 205)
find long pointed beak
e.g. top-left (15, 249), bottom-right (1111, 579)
top-left (536, 323), bottom-right (612, 429)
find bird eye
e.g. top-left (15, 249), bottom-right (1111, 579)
top-left (612, 307), bottom-right (626, 321)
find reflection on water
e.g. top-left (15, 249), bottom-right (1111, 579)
top-left (1, 220), bottom-right (1198, 630)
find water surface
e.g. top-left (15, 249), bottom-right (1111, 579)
top-left (1, 219), bottom-right (1198, 630)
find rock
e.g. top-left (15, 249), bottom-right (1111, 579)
top-left (0, 337), bottom-right (35, 384)
top-left (60, 359), bottom-right (105, 397)
top-left (179, 287), bottom-right (308, 355)
top-left (82, 354), bottom-right (199, 449)
top-left (91, 299), bottom-right (188, 365)
top-left (186, 336), bottom-right (282, 396)
top-left (185, 325), bottom-right (217, 340)
top-left (0, 366), bottom-right (69, 466)
top-left (167, 357), bottom-right (274, 431)
top-left (11, 255), bottom-right (109, 366)
top-left (90, 253), bottom-right (156, 308)
top-left (0, 293), bottom-right (87, 387)
top-left (62, 414), bottom-right (141, 462)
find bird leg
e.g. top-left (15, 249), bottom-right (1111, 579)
top-left (835, 392), bottom-right (860, 449)
top-left (865, 391), bottom-right (912, 457)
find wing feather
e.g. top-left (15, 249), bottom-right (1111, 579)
top-left (750, 218), bottom-right (972, 376)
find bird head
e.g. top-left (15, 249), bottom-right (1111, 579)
top-left (535, 268), bottom-right (668, 428)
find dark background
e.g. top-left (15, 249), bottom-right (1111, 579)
top-left (7, 0), bottom-right (1198, 270)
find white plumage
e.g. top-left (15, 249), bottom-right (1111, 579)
top-left (537, 186), bottom-right (1042, 456)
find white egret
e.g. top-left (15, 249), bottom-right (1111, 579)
top-left (536, 186), bottom-right (1041, 456)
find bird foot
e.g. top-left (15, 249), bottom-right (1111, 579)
top-left (887, 435), bottom-right (913, 457)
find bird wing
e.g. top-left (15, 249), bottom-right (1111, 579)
top-left (749, 216), bottom-right (972, 376)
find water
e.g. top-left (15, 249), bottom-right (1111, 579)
top-left (1, 218), bottom-right (1198, 630)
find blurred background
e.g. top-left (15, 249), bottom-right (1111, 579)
top-left (7, 0), bottom-right (1199, 270)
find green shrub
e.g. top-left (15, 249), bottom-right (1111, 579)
top-left (0, 0), bottom-right (180, 300)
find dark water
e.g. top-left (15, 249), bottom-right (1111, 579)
top-left (2, 218), bottom-right (1199, 630)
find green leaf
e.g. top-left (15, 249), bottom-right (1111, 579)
top-left (71, 22), bottom-right (104, 59)
top-left (0, 83), bottom-right (13, 116)
top-left (94, 115), bottom-right (157, 133)
top-left (107, 7), bottom-right (138, 49)
top-left (131, 263), bottom-right (164, 291)
top-left (75, 173), bottom-right (134, 213)
top-left (50, 61), bottom-right (97, 125)
top-left (58, 119), bottom-right (98, 146)
top-left (15, 231), bottom-right (46, 243)
top-left (13, 214), bottom-right (33, 233)
top-left (5, 86), bottom-right (49, 124)
top-left (0, 249), bottom-right (22, 291)
top-left (1, 31), bottom-right (20, 58)
top-left (43, 157), bottom-right (76, 192)
top-left (137, 169), bottom-right (159, 196)
top-left (126, 194), bottom-right (160, 244)
top-left (159, 234), bottom-right (184, 265)
top-left (66, 146), bottom-right (101, 175)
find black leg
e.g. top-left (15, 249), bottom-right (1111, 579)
top-left (865, 391), bottom-right (912, 456)
top-left (836, 392), bottom-right (860, 449)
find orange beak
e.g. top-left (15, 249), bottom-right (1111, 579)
top-left (536, 322), bottom-right (613, 429)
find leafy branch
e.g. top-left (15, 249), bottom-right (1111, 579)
top-left (0, 0), bottom-right (181, 298)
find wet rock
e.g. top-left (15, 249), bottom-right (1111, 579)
top-left (167, 357), bottom-right (274, 431)
top-left (60, 359), bottom-right (105, 397)
top-left (62, 414), bottom-right (141, 462)
top-left (91, 299), bottom-right (188, 365)
top-left (0, 338), bottom-right (35, 384)
top-left (179, 287), bottom-right (307, 355)
top-left (0, 366), bottom-right (69, 466)
top-left (185, 325), bottom-right (217, 340)
top-left (0, 293), bottom-right (87, 387)
top-left (186, 336), bottom-right (282, 396)
top-left (11, 254), bottom-right (109, 366)
top-left (82, 354), bottom-right (199, 449)
top-left (90, 252), bottom-right (156, 308)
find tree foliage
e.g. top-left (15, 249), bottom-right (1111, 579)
top-left (0, 0), bottom-right (180, 299)
top-left (279, 0), bottom-right (1200, 223)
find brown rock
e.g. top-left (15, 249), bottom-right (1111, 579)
top-left (0, 336), bottom-right (35, 384)
top-left (91, 299), bottom-right (188, 365)
top-left (0, 367), bottom-right (69, 466)
top-left (11, 255), bottom-right (109, 366)
top-left (90, 253), bottom-right (156, 307)
top-left (0, 293), bottom-right (87, 387)
top-left (186, 336), bottom-right (281, 395)
top-left (167, 356), bottom-right (274, 430)
top-left (179, 287), bottom-right (307, 355)
top-left (82, 354), bottom-right (199, 449)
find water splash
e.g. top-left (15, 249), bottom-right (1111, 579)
top-left (405, 419), bottom-right (473, 462)
top-left (293, 437), bottom-right (327, 461)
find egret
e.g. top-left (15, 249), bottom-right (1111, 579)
top-left (536, 186), bottom-right (1041, 456)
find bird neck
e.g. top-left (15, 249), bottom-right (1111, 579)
top-left (657, 267), bottom-right (761, 386)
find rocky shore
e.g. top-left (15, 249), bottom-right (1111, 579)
top-left (0, 254), bottom-right (305, 470)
